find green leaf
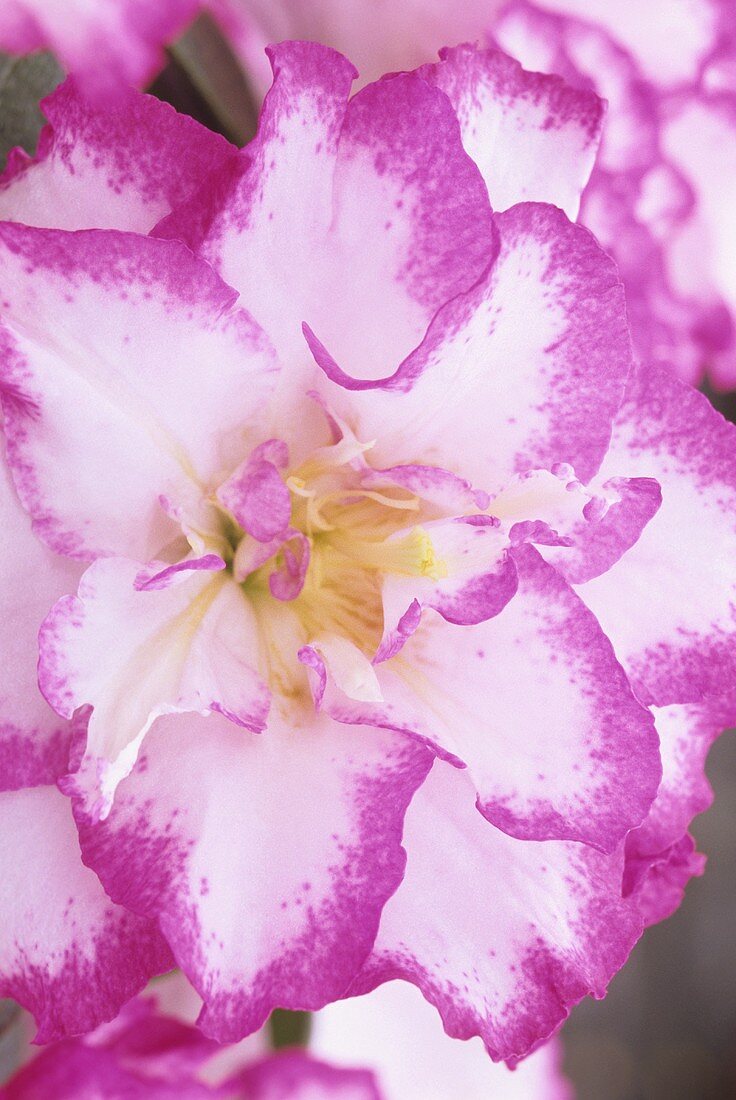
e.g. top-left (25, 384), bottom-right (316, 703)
top-left (0, 51), bottom-right (63, 169)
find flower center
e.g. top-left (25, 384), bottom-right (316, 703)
top-left (236, 438), bottom-right (447, 661)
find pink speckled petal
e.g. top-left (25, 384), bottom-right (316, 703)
top-left (0, 226), bottom-right (276, 560)
top-left (0, 452), bottom-right (82, 790)
top-left (578, 362), bottom-right (736, 706)
top-left (311, 203), bottom-right (631, 494)
top-left (0, 0), bottom-right (200, 97)
top-left (157, 41), bottom-right (495, 399)
top-left (348, 761), bottom-right (642, 1062)
top-left (315, 983), bottom-right (573, 1098)
top-left (305, 545), bottom-right (659, 851)
top-left (40, 556), bottom-right (268, 816)
top-left (419, 44), bottom-right (603, 218)
top-left (75, 709), bottom-right (432, 1042)
top-left (0, 784), bottom-right (171, 1042)
top-left (0, 77), bottom-right (236, 233)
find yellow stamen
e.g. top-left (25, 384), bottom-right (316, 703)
top-left (329, 525), bottom-right (448, 581)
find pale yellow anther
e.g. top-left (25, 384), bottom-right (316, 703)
top-left (330, 525), bottom-right (448, 581)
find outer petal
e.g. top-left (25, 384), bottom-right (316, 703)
top-left (419, 44), bottom-right (603, 219)
top-left (627, 833), bottom-right (706, 929)
top-left (0, 226), bottom-right (276, 560)
top-left (315, 983), bottom-right (573, 1099)
top-left (311, 202), bottom-right (632, 493)
top-left (0, 452), bottom-right (82, 789)
top-left (75, 709), bottom-right (432, 1042)
top-left (0, 77), bottom-right (237, 233)
top-left (348, 761), bottom-right (643, 1062)
top-left (624, 697), bottom-right (736, 899)
top-left (0, 784), bottom-right (171, 1043)
top-left (578, 362), bottom-right (736, 706)
top-left (311, 545), bottom-right (659, 851)
top-left (157, 42), bottom-right (495, 399)
top-left (40, 557), bottom-right (268, 815)
top-left (0, 0), bottom-right (200, 97)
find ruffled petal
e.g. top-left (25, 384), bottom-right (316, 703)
top-left (40, 557), bottom-right (268, 815)
top-left (312, 202), bottom-right (631, 494)
top-left (0, 226), bottom-right (276, 560)
top-left (0, 77), bottom-right (236, 233)
top-left (579, 362), bottom-right (736, 706)
top-left (0, 784), bottom-right (171, 1042)
top-left (75, 709), bottom-right (432, 1041)
top-left (348, 761), bottom-right (643, 1062)
top-left (637, 700), bottom-right (733, 859)
top-left (308, 544), bottom-right (659, 851)
top-left (157, 41), bottom-right (495, 398)
top-left (419, 44), bottom-right (603, 219)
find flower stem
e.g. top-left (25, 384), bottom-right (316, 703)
top-left (268, 1009), bottom-right (312, 1050)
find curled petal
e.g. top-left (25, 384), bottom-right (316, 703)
top-left (304, 546), bottom-right (660, 851)
top-left (348, 762), bottom-right (643, 1062)
top-left (310, 203), bottom-right (632, 494)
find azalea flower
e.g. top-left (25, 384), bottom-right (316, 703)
top-left (1, 987), bottom-right (571, 1099)
top-left (3, 1), bottom-right (733, 385)
top-left (0, 0), bottom-right (201, 96)
top-left (0, 41), bottom-right (734, 1065)
top-left (0, 995), bottom-right (378, 1099)
top-left (492, 0), bottom-right (736, 388)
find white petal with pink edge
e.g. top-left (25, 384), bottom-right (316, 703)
top-left (0, 226), bottom-right (277, 560)
top-left (0, 77), bottom-right (236, 233)
top-left (40, 555), bottom-right (268, 816)
top-left (0, 451), bottom-right (82, 789)
top-left (578, 362), bottom-right (736, 706)
top-left (75, 709), bottom-right (432, 1042)
top-left (419, 44), bottom-right (603, 219)
top-left (0, 784), bottom-right (171, 1042)
top-left (348, 761), bottom-right (642, 1062)
top-left (310, 203), bottom-right (632, 495)
top-left (156, 41), bottom-right (495, 403)
top-left (306, 544), bottom-right (659, 851)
